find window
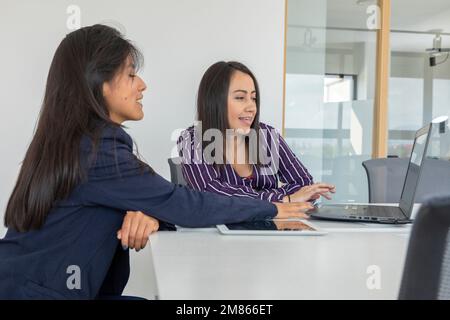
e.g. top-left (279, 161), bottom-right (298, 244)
top-left (323, 74), bottom-right (356, 103)
top-left (285, 0), bottom-right (377, 203)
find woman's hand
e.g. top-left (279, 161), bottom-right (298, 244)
top-left (273, 202), bottom-right (314, 219)
top-left (285, 183), bottom-right (336, 203)
top-left (117, 211), bottom-right (159, 252)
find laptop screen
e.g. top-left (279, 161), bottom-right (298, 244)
top-left (399, 124), bottom-right (431, 216)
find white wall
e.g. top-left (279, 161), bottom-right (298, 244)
top-left (0, 0), bottom-right (286, 298)
top-left (0, 0), bottom-right (286, 237)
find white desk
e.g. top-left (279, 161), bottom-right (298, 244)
top-left (148, 205), bottom-right (419, 300)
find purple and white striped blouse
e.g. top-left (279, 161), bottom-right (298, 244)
top-left (177, 122), bottom-right (313, 202)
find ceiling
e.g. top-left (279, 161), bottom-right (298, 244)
top-left (326, 0), bottom-right (450, 32)
top-left (288, 0), bottom-right (450, 52)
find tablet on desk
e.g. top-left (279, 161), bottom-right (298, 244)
top-left (216, 219), bottom-right (327, 236)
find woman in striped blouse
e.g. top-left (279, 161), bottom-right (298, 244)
top-left (178, 61), bottom-right (335, 203)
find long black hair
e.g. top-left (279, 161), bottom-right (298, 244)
top-left (5, 24), bottom-right (147, 232)
top-left (196, 61), bottom-right (262, 168)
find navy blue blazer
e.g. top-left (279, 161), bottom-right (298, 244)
top-left (0, 125), bottom-right (277, 299)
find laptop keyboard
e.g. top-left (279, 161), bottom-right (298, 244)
top-left (311, 204), bottom-right (410, 222)
top-left (350, 205), bottom-right (405, 219)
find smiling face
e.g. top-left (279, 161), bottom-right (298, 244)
top-left (227, 70), bottom-right (257, 134)
top-left (103, 56), bottom-right (147, 124)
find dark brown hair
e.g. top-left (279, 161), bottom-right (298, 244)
top-left (5, 24), bottom-right (147, 232)
top-left (196, 61), bottom-right (261, 168)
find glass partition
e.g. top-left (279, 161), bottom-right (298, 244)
top-left (389, 0), bottom-right (450, 157)
top-left (285, 0), bottom-right (377, 202)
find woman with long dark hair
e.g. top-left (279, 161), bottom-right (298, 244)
top-left (0, 25), bottom-right (311, 300)
top-left (178, 61), bottom-right (336, 203)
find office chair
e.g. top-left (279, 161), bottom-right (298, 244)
top-left (167, 157), bottom-right (187, 186)
top-left (362, 158), bottom-right (409, 203)
top-left (416, 158), bottom-right (450, 202)
top-left (363, 157), bottom-right (450, 203)
top-left (398, 196), bottom-right (450, 300)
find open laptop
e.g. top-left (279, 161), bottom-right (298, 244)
top-left (310, 123), bottom-right (432, 224)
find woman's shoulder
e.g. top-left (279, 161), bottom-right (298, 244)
top-left (178, 125), bottom-right (202, 150)
top-left (258, 122), bottom-right (281, 139)
top-left (101, 125), bottom-right (133, 147)
top-left (80, 124), bottom-right (133, 157)
top-left (80, 124), bottom-right (145, 177)
top-left (259, 122), bottom-right (280, 133)
top-left (178, 125), bottom-right (195, 142)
